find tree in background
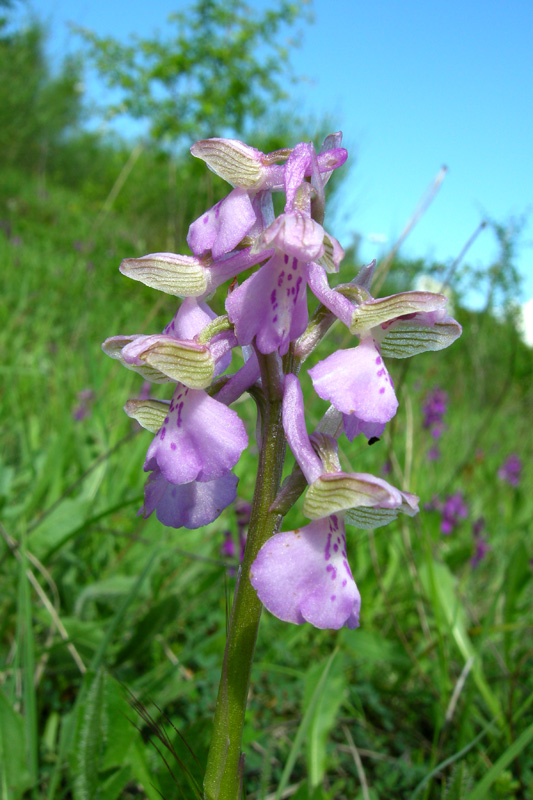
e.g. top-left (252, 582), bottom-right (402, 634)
top-left (75, 0), bottom-right (312, 148)
top-left (0, 10), bottom-right (82, 173)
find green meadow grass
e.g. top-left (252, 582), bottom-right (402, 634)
top-left (0, 172), bottom-right (532, 800)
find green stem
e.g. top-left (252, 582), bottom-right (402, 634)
top-left (203, 353), bottom-right (287, 800)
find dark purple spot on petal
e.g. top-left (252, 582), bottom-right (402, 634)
top-left (203, 216), bottom-right (209, 224)
top-left (379, 387), bottom-right (385, 394)
top-left (375, 356), bottom-right (382, 365)
top-left (331, 595), bottom-right (336, 601)
top-left (160, 427), bottom-right (166, 440)
top-left (272, 314), bottom-right (278, 323)
top-left (284, 254), bottom-right (289, 264)
top-left (170, 442), bottom-right (177, 450)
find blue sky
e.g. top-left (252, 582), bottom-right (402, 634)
top-left (26, 0), bottom-right (533, 302)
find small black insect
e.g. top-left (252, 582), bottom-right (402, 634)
top-left (368, 437), bottom-right (380, 446)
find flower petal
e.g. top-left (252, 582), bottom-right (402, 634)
top-left (345, 490), bottom-right (419, 529)
top-left (190, 138), bottom-right (266, 188)
top-left (122, 335), bottom-right (215, 389)
top-left (308, 338), bottom-right (398, 424)
top-left (256, 212), bottom-right (325, 262)
top-left (124, 399), bottom-right (169, 432)
top-left (187, 187), bottom-right (256, 259)
top-left (226, 252), bottom-right (308, 355)
top-left (250, 515), bottom-right (360, 630)
top-left (379, 310), bottom-right (463, 358)
top-left (307, 262), bottom-right (354, 326)
top-left (303, 471), bottom-right (402, 520)
top-left (350, 291), bottom-right (448, 334)
top-left (163, 297), bottom-right (217, 339)
top-left (119, 253), bottom-right (209, 297)
top-left (144, 385), bottom-right (248, 484)
top-left (282, 374), bottom-right (323, 484)
top-left (142, 467), bottom-right (238, 529)
top-left (342, 414), bottom-right (385, 442)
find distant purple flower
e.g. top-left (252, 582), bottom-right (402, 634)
top-left (221, 499), bottom-right (251, 566)
top-left (422, 387), bottom-right (448, 437)
top-left (440, 492), bottom-right (468, 535)
top-left (427, 445), bottom-right (441, 461)
top-left (425, 492), bottom-right (468, 534)
top-left (221, 530), bottom-right (236, 559)
top-left (422, 387), bottom-right (448, 460)
top-left (498, 453), bottom-right (522, 487)
top-left (72, 388), bottom-right (95, 421)
top-left (235, 498), bottom-right (251, 560)
top-left (471, 536), bottom-right (490, 568)
top-left (471, 516), bottom-right (490, 567)
top-left (381, 459), bottom-right (392, 476)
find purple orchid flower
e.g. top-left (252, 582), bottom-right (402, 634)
top-left (102, 297), bottom-right (235, 387)
top-left (225, 142), bottom-right (345, 355)
top-left (422, 387), bottom-right (448, 437)
top-left (306, 261), bottom-right (461, 439)
top-left (471, 516), bottom-right (490, 567)
top-left (136, 383), bottom-right (247, 529)
top-left (143, 383), bottom-right (248, 485)
top-left (103, 131), bottom-right (464, 636)
top-left (280, 373), bottom-right (419, 520)
top-left (250, 514), bottom-right (360, 630)
top-left (425, 492), bottom-right (468, 535)
top-left (498, 453), bottom-right (522, 487)
top-left (141, 466), bottom-right (238, 529)
top-left (187, 187), bottom-right (258, 260)
top-left (250, 375), bottom-right (418, 629)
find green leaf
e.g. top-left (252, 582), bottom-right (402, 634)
top-left (463, 721), bottom-right (533, 800)
top-left (0, 687), bottom-right (33, 799)
top-left (74, 575), bottom-right (147, 619)
top-left (275, 649), bottom-right (338, 800)
top-left (69, 670), bottom-right (161, 800)
top-left (419, 559), bottom-right (504, 726)
top-left (71, 670), bottom-right (107, 800)
top-left (304, 653), bottom-right (347, 787)
top-left (113, 594), bottom-right (180, 665)
top-left (28, 497), bottom-right (90, 560)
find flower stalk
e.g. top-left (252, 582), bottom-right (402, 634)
top-left (203, 352), bottom-right (287, 800)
